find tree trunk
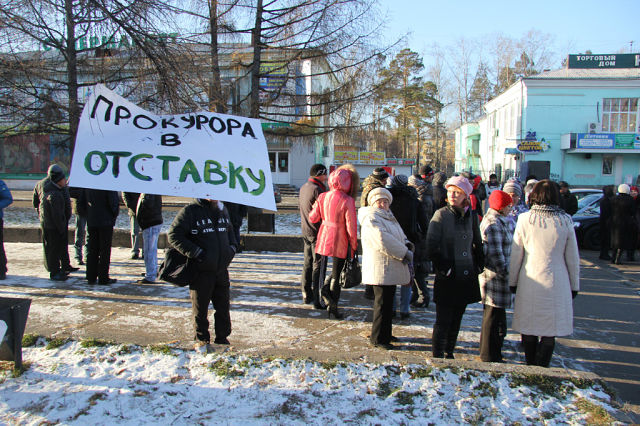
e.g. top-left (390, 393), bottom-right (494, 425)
top-left (249, 0), bottom-right (263, 118)
top-left (65, 0), bottom-right (80, 157)
top-left (208, 0), bottom-right (224, 113)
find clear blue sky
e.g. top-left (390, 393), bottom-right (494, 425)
top-left (379, 0), bottom-right (639, 64)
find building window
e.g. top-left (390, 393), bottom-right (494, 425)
top-left (268, 152), bottom-right (276, 172)
top-left (278, 152), bottom-right (288, 172)
top-left (602, 98), bottom-right (639, 133)
top-left (602, 156), bottom-right (614, 175)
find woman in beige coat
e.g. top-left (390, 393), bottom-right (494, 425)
top-left (358, 188), bottom-right (412, 350)
top-left (509, 180), bottom-right (580, 367)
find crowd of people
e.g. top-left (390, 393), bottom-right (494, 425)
top-left (299, 164), bottom-right (592, 366)
top-left (0, 162), bottom-right (637, 361)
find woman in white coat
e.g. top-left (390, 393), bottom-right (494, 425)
top-left (509, 180), bottom-right (580, 367)
top-left (359, 188), bottom-right (412, 350)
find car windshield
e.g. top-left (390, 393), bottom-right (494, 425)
top-left (577, 193), bottom-right (602, 210)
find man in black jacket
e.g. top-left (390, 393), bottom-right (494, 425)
top-left (33, 165), bottom-right (70, 281)
top-left (558, 181), bottom-right (578, 216)
top-left (298, 164), bottom-right (328, 308)
top-left (136, 193), bottom-right (163, 283)
top-left (33, 164), bottom-right (78, 275)
top-left (388, 174), bottom-right (427, 319)
top-left (168, 199), bottom-right (237, 353)
top-left (81, 189), bottom-right (119, 284)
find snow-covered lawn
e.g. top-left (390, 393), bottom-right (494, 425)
top-left (0, 338), bottom-right (619, 425)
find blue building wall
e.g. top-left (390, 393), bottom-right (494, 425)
top-left (522, 84), bottom-right (640, 186)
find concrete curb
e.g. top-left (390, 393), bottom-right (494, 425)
top-left (4, 226), bottom-right (304, 253)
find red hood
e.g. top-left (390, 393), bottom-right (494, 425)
top-left (329, 168), bottom-right (352, 194)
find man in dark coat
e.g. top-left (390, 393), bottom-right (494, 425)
top-left (33, 165), bottom-right (70, 281)
top-left (558, 181), bottom-right (578, 216)
top-left (598, 185), bottom-right (615, 260)
top-left (298, 163), bottom-right (328, 308)
top-left (33, 164), bottom-right (77, 274)
top-left (610, 184), bottom-right (638, 264)
top-left (123, 192), bottom-right (142, 259)
top-left (408, 174), bottom-right (433, 308)
top-left (0, 179), bottom-right (12, 280)
top-left (81, 189), bottom-right (119, 284)
top-left (432, 172), bottom-right (448, 210)
top-left (136, 193), bottom-right (163, 283)
top-left (388, 174), bottom-right (427, 319)
top-left (168, 199), bottom-right (237, 353)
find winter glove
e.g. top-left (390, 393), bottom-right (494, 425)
top-left (406, 241), bottom-right (415, 252)
top-left (510, 286), bottom-right (517, 294)
top-left (402, 250), bottom-right (414, 265)
top-left (571, 291), bottom-right (578, 299)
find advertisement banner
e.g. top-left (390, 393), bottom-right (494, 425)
top-left (334, 151), bottom-right (358, 163)
top-left (69, 85), bottom-right (275, 211)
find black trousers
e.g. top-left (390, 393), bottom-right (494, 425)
top-left (61, 224), bottom-right (72, 268)
top-left (371, 285), bottom-right (396, 345)
top-left (301, 236), bottom-right (326, 300)
top-left (432, 303), bottom-right (467, 356)
top-left (86, 226), bottom-right (114, 283)
top-left (479, 305), bottom-right (507, 362)
top-left (190, 270), bottom-right (231, 343)
top-left (599, 223), bottom-right (610, 257)
top-left (0, 219), bottom-right (6, 275)
top-left (42, 227), bottom-right (66, 276)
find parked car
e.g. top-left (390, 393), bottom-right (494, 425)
top-left (572, 192), bottom-right (603, 250)
top-left (273, 184), bottom-right (282, 203)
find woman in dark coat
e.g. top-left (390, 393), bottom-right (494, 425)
top-left (610, 184), bottom-right (638, 264)
top-left (598, 185), bottom-right (615, 260)
top-left (426, 175), bottom-right (484, 359)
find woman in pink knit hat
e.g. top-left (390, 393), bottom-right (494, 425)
top-left (426, 175), bottom-right (484, 359)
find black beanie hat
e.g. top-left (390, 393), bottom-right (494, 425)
top-left (419, 164), bottom-right (433, 176)
top-left (309, 163), bottom-right (327, 177)
top-left (372, 167), bottom-right (389, 180)
top-left (48, 164), bottom-right (65, 183)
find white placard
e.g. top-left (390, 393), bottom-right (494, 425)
top-left (69, 85), bottom-right (276, 211)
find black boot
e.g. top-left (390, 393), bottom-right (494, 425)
top-left (626, 250), bottom-right (636, 262)
top-left (431, 325), bottom-right (446, 358)
top-left (312, 282), bottom-right (324, 310)
top-left (321, 276), bottom-right (333, 307)
top-left (327, 278), bottom-right (343, 319)
top-left (364, 284), bottom-right (375, 300)
top-left (535, 337), bottom-right (555, 367)
top-left (522, 334), bottom-right (538, 365)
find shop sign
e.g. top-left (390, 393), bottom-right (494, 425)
top-left (260, 62), bottom-right (288, 89)
top-left (577, 133), bottom-right (640, 149)
top-left (568, 54), bottom-right (640, 69)
top-left (334, 150), bottom-right (358, 163)
top-left (517, 131), bottom-right (549, 153)
top-left (42, 32), bottom-right (179, 51)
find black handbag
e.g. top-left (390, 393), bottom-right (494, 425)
top-left (158, 246), bottom-right (195, 287)
top-left (339, 245), bottom-right (362, 289)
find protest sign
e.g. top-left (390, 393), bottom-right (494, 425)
top-left (68, 84), bottom-right (276, 211)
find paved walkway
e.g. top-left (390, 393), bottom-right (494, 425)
top-left (0, 242), bottom-right (638, 417)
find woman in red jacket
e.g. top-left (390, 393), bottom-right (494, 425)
top-left (309, 164), bottom-right (359, 319)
